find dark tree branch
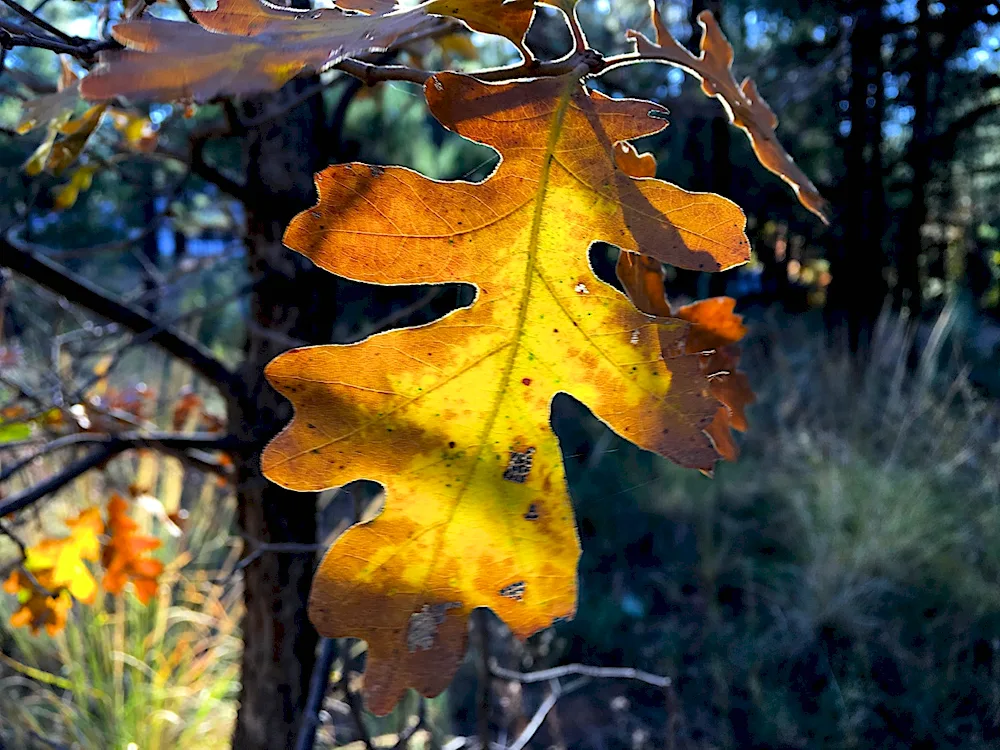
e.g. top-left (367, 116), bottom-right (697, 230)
top-left (0, 0), bottom-right (75, 45)
top-left (294, 638), bottom-right (339, 750)
top-left (0, 442), bottom-right (120, 517)
top-left (0, 18), bottom-right (116, 56)
top-left (1, 230), bottom-right (241, 393)
top-left (0, 430), bottom-right (231, 482)
top-left (0, 432), bottom-right (233, 517)
top-left (489, 660), bottom-right (672, 688)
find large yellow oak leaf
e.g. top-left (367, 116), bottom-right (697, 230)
top-left (80, 0), bottom-right (439, 102)
top-left (263, 72), bottom-right (750, 714)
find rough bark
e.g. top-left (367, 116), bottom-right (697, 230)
top-left (229, 77), bottom-right (340, 750)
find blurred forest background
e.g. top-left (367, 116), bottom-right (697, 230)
top-left (2, 0), bottom-right (1000, 748)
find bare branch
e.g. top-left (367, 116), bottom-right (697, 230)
top-left (0, 0), bottom-right (75, 45)
top-left (1, 229), bottom-right (241, 394)
top-left (0, 432), bottom-right (232, 517)
top-left (294, 638), bottom-right (340, 750)
top-left (0, 430), bottom-right (230, 482)
top-left (0, 442), bottom-right (120, 517)
top-left (489, 660), bottom-right (672, 689)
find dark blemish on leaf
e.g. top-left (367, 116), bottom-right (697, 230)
top-left (522, 378), bottom-right (532, 386)
top-left (499, 581), bottom-right (526, 601)
top-left (369, 165), bottom-right (385, 177)
top-left (448, 441), bottom-right (456, 449)
top-left (524, 504), bottom-right (539, 521)
top-left (406, 602), bottom-right (460, 652)
top-left (503, 447), bottom-right (535, 483)
top-left (307, 423), bottom-right (316, 429)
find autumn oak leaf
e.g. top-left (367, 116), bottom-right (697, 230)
top-left (619, 2), bottom-right (831, 224)
top-left (23, 506), bottom-right (104, 605)
top-left (262, 71), bottom-right (750, 713)
top-left (102, 494), bottom-right (164, 604)
top-left (80, 0), bottom-right (439, 102)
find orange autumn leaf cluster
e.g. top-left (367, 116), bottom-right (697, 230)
top-left (263, 70), bottom-right (753, 713)
top-left (3, 497), bottom-right (164, 634)
top-left (3, 570), bottom-right (73, 637)
top-left (102, 494), bottom-right (164, 605)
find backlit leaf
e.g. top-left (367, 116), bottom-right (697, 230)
top-left (24, 507), bottom-right (104, 604)
top-left (424, 0), bottom-right (535, 59)
top-left (80, 0), bottom-right (441, 102)
top-left (622, 2), bottom-right (831, 223)
top-left (102, 494), bottom-right (164, 604)
top-left (263, 72), bottom-right (750, 713)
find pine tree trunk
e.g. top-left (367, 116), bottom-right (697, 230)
top-left (228, 78), bottom-right (339, 750)
top-left (827, 0), bottom-right (886, 351)
top-left (897, 0), bottom-right (932, 314)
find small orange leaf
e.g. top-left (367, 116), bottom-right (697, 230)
top-left (613, 141), bottom-right (657, 179)
top-left (623, 3), bottom-right (830, 223)
top-left (3, 569), bottom-right (72, 636)
top-left (171, 391), bottom-right (203, 431)
top-left (102, 494), bottom-right (163, 604)
top-left (674, 296), bottom-right (747, 353)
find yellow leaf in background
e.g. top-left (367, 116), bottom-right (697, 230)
top-left (424, 0), bottom-right (535, 59)
top-left (53, 164), bottom-right (100, 210)
top-left (24, 507), bottom-right (104, 605)
top-left (436, 31), bottom-right (479, 61)
top-left (16, 57), bottom-right (80, 135)
top-left (23, 105), bottom-right (106, 178)
top-left (108, 108), bottom-right (159, 152)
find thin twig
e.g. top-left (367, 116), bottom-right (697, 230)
top-left (294, 637), bottom-right (340, 750)
top-left (214, 536), bottom-right (324, 584)
top-left (498, 677), bottom-right (589, 750)
top-left (489, 661), bottom-right (672, 688)
top-left (2, 229), bottom-right (240, 394)
top-left (0, 430), bottom-right (230, 482)
top-left (0, 443), bottom-right (120, 517)
top-left (0, 0), bottom-right (75, 44)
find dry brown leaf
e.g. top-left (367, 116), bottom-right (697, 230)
top-left (622, 2), bottom-right (831, 223)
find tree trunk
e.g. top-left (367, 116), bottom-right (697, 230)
top-left (827, 0), bottom-right (886, 351)
top-left (229, 78), bottom-right (340, 750)
top-left (897, 0), bottom-right (932, 314)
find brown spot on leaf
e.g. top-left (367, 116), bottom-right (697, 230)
top-left (406, 602), bottom-right (460, 652)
